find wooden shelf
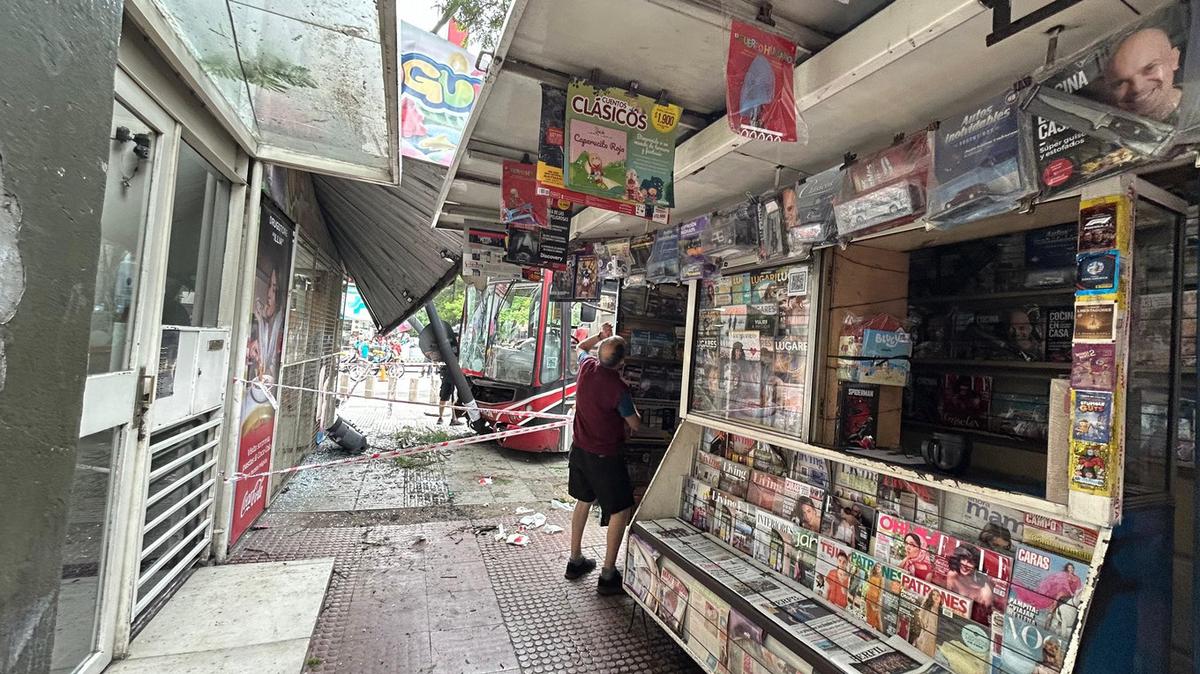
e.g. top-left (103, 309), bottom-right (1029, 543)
top-left (903, 420), bottom-right (1048, 451)
top-left (912, 358), bottom-right (1071, 372)
top-left (907, 287), bottom-right (1075, 305)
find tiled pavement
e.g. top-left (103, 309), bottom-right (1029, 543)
top-left (230, 401), bottom-right (700, 673)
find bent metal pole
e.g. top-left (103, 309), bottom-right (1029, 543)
top-left (424, 301), bottom-right (481, 426)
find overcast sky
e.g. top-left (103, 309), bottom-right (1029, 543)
top-left (402, 1), bottom-right (446, 37)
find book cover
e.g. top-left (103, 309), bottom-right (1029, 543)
top-left (939, 374), bottom-right (993, 430)
top-left (1071, 390), bottom-right (1113, 444)
top-left (838, 382), bottom-right (880, 450)
top-left (656, 564), bottom-right (690, 637)
top-left (1044, 306), bottom-right (1075, 362)
top-left (1071, 343), bottom-right (1117, 391)
top-left (990, 393), bottom-right (1050, 439)
top-left (822, 493), bottom-right (877, 553)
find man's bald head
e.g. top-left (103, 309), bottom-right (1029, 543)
top-left (597, 336), bottom-right (627, 368)
top-left (1105, 27), bottom-right (1182, 122)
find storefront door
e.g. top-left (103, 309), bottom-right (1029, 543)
top-left (51, 71), bottom-right (180, 674)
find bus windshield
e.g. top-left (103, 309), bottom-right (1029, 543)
top-left (483, 281), bottom-right (542, 385)
top-left (459, 283), bottom-right (491, 375)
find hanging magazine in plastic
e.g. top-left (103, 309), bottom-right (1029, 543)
top-left (758, 195), bottom-right (787, 262)
top-left (833, 133), bottom-right (931, 239)
top-left (679, 215), bottom-right (719, 281)
top-left (787, 166), bottom-right (842, 247)
top-left (1025, 3), bottom-right (1197, 193)
top-left (928, 91), bottom-right (1036, 229)
top-left (647, 226), bottom-right (681, 284)
top-left (704, 197), bottom-right (761, 259)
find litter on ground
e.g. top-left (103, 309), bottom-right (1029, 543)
top-left (542, 524), bottom-right (564, 534)
top-left (514, 506), bottom-right (535, 514)
top-left (478, 476), bottom-right (493, 485)
top-left (519, 512), bottom-right (547, 529)
top-left (506, 533), bottom-right (530, 547)
top-left (549, 499), bottom-right (573, 511)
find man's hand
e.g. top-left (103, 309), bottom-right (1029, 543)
top-left (600, 322), bottom-right (613, 339)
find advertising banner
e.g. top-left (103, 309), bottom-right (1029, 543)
top-left (231, 200), bottom-right (295, 544)
top-left (563, 81), bottom-right (682, 209)
top-left (503, 198), bottom-right (571, 271)
top-left (726, 20), bottom-right (799, 142)
top-left (400, 22), bottom-right (485, 166)
top-left (536, 85), bottom-right (670, 223)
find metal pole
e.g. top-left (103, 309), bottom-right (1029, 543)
top-left (1193, 205), bottom-right (1199, 674)
top-left (425, 301), bottom-right (482, 426)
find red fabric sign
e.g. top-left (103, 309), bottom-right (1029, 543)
top-left (726, 20), bottom-right (798, 142)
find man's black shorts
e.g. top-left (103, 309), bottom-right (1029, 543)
top-left (438, 372), bottom-right (455, 402)
top-left (568, 444), bottom-right (634, 525)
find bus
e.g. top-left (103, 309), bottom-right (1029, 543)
top-left (458, 273), bottom-right (615, 452)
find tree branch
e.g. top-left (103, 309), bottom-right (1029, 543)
top-left (432, 0), bottom-right (462, 33)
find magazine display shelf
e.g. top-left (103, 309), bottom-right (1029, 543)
top-left (626, 419), bottom-right (1113, 674)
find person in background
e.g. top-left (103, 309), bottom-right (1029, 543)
top-left (436, 327), bottom-right (462, 425)
top-left (565, 322), bottom-right (641, 594)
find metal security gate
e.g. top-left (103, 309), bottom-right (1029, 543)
top-left (133, 412), bottom-right (221, 627)
top-left (273, 238), bottom-right (343, 493)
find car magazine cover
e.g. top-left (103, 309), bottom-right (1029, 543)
top-left (996, 544), bottom-right (1091, 674)
top-left (787, 166), bottom-right (843, 246)
top-left (657, 563), bottom-right (691, 637)
top-left (822, 493), bottom-right (877, 553)
top-left (837, 382), bottom-right (880, 450)
top-left (928, 91), bottom-right (1034, 227)
top-left (938, 374), bottom-right (993, 430)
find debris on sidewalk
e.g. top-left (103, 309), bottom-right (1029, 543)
top-left (473, 524), bottom-right (499, 536)
top-left (494, 524), bottom-right (507, 542)
top-left (514, 506), bottom-right (535, 514)
top-left (478, 476), bottom-right (493, 485)
top-left (519, 512), bottom-right (547, 529)
top-left (549, 498), bottom-right (573, 511)
top-left (542, 524), bottom-right (564, 534)
top-left (505, 533), bottom-right (530, 547)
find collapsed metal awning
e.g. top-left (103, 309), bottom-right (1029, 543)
top-left (312, 160), bottom-right (462, 333)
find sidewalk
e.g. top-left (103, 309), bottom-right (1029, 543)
top-left (230, 399), bottom-right (700, 673)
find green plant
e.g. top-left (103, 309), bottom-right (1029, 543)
top-left (431, 0), bottom-right (509, 52)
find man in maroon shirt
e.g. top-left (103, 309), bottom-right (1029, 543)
top-left (566, 322), bottom-right (641, 594)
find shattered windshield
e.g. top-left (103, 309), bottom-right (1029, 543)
top-left (484, 281), bottom-right (541, 385)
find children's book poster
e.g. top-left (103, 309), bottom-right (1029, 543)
top-left (726, 20), bottom-right (798, 143)
top-left (535, 84), bottom-right (669, 223)
top-left (564, 81), bottom-right (682, 209)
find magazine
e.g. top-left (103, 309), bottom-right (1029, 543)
top-left (938, 374), bottom-right (992, 430)
top-left (719, 457), bottom-right (753, 498)
top-left (823, 493), bottom-right (877, 553)
top-left (687, 582), bottom-right (731, 673)
top-left (727, 608), bottom-right (766, 674)
top-left (751, 443), bottom-right (792, 478)
top-left (939, 493), bottom-right (1024, 554)
top-left (657, 563), bottom-right (691, 637)
top-left (838, 383), bottom-right (880, 450)
top-left (834, 464), bottom-right (881, 507)
top-left (684, 477), bottom-right (715, 531)
top-left (625, 534), bottom-right (661, 608)
top-left (814, 536), bottom-right (860, 611)
top-left (895, 572), bottom-right (974, 661)
top-left (752, 509), bottom-right (803, 576)
top-left (877, 477), bottom-right (940, 528)
top-left (695, 450), bottom-right (723, 487)
top-left (996, 544), bottom-right (1091, 674)
top-left (1020, 513), bottom-right (1098, 564)
top-left (790, 450), bottom-right (832, 490)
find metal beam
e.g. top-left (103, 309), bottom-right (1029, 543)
top-left (642, 0), bottom-right (829, 54)
top-left (572, 0), bottom-right (986, 238)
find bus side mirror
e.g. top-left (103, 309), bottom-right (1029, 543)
top-left (580, 304), bottom-right (597, 323)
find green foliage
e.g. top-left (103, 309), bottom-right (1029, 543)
top-left (432, 276), bottom-right (466, 326)
top-left (199, 53), bottom-right (318, 93)
top-left (432, 0), bottom-right (509, 52)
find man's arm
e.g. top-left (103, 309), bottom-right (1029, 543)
top-left (618, 390), bottom-right (641, 433)
top-left (577, 321), bottom-right (614, 353)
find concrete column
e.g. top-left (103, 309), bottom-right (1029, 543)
top-left (0, 1), bottom-right (123, 671)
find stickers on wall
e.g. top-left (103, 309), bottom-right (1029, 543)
top-left (1077, 195), bottom-right (1131, 253)
top-left (1071, 390), bottom-right (1114, 444)
top-left (1072, 301), bottom-right (1117, 342)
top-left (1075, 250), bottom-right (1119, 295)
top-left (1070, 344), bottom-right (1117, 391)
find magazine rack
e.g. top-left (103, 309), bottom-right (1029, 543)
top-left (626, 419), bottom-right (1111, 674)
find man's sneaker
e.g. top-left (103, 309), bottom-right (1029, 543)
top-left (565, 556), bottom-right (597, 580)
top-left (597, 568), bottom-right (623, 595)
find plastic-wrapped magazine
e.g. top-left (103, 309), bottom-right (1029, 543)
top-left (787, 166), bottom-right (843, 247)
top-left (705, 198), bottom-right (761, 258)
top-left (759, 196), bottom-right (787, 261)
top-left (647, 226), bottom-right (681, 283)
top-left (928, 91), bottom-right (1034, 228)
top-left (679, 215), bottom-right (718, 280)
top-left (834, 134), bottom-right (931, 238)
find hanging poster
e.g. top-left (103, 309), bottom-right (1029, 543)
top-left (726, 19), bottom-right (799, 143)
top-left (928, 91), bottom-right (1034, 227)
top-left (564, 80), bottom-right (682, 210)
top-left (1028, 3), bottom-right (1196, 165)
top-left (232, 199), bottom-right (295, 544)
top-left (463, 227), bottom-right (520, 279)
top-left (400, 22), bottom-right (485, 166)
top-left (500, 161), bottom-right (547, 229)
top-left (535, 85), bottom-right (669, 223)
top-left (502, 191), bottom-right (569, 271)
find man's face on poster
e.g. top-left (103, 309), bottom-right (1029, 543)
top-left (265, 268), bottom-right (279, 317)
top-left (1105, 27), bottom-right (1182, 122)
